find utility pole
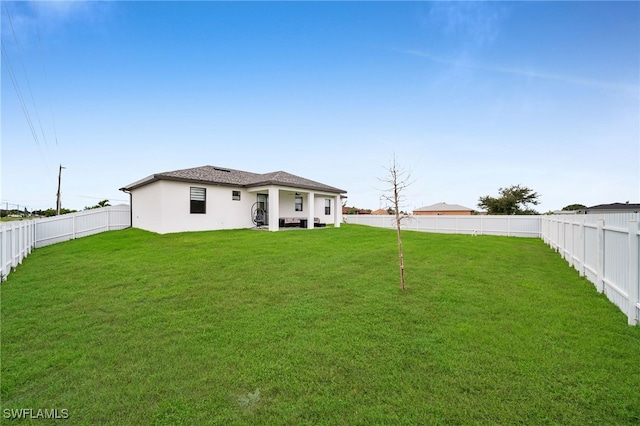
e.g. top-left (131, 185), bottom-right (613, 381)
top-left (56, 164), bottom-right (65, 215)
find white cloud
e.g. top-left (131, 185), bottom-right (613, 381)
top-left (426, 2), bottom-right (506, 48)
top-left (2, 0), bottom-right (112, 44)
top-left (404, 49), bottom-right (639, 99)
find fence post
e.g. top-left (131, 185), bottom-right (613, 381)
top-left (566, 217), bottom-right (573, 267)
top-left (31, 220), bottom-right (35, 252)
top-left (627, 219), bottom-right (639, 325)
top-left (557, 218), bottom-right (564, 254)
top-left (596, 218), bottom-right (605, 293)
top-left (578, 215), bottom-right (585, 277)
top-left (16, 223), bottom-right (22, 264)
top-left (0, 225), bottom-right (5, 280)
top-left (19, 223), bottom-right (24, 260)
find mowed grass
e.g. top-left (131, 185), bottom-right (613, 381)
top-left (2, 224), bottom-right (639, 425)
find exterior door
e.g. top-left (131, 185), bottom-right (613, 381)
top-left (257, 194), bottom-right (269, 226)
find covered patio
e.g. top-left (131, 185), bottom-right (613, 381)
top-left (247, 186), bottom-right (343, 232)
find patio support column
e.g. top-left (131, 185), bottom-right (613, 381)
top-left (307, 192), bottom-right (315, 230)
top-left (268, 187), bottom-right (279, 232)
top-left (333, 195), bottom-right (341, 228)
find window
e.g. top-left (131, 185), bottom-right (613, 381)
top-left (295, 195), bottom-right (303, 212)
top-left (190, 187), bottom-right (206, 214)
top-left (232, 190), bottom-right (241, 201)
top-left (325, 199), bottom-right (331, 215)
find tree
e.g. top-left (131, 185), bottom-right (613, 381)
top-left (562, 204), bottom-right (586, 211)
top-left (32, 208), bottom-right (76, 217)
top-left (84, 200), bottom-right (111, 210)
top-left (379, 154), bottom-right (414, 290)
top-left (478, 184), bottom-right (540, 215)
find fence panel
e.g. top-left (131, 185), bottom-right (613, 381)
top-left (344, 214), bottom-right (541, 237)
top-left (583, 223), bottom-right (599, 283)
top-left (35, 215), bottom-right (74, 247)
top-left (602, 227), bottom-right (630, 314)
top-left (108, 205), bottom-right (132, 230)
top-left (0, 220), bottom-right (36, 280)
top-left (1, 205), bottom-right (131, 280)
top-left (634, 227), bottom-right (640, 325)
top-left (540, 213), bottom-right (640, 326)
top-left (347, 212), bottom-right (639, 325)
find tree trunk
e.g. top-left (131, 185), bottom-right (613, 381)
top-left (394, 184), bottom-right (405, 290)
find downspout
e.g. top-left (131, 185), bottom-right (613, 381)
top-left (119, 188), bottom-right (133, 229)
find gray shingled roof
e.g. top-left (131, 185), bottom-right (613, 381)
top-left (585, 203), bottom-right (640, 211)
top-left (121, 165), bottom-right (346, 194)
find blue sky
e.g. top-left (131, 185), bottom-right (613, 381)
top-left (2, 1), bottom-right (638, 213)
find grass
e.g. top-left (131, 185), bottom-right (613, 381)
top-left (1, 224), bottom-right (639, 425)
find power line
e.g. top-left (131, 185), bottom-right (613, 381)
top-left (2, 1), bottom-right (55, 183)
top-left (2, 0), bottom-right (50, 147)
top-left (66, 194), bottom-right (129, 202)
top-left (2, 40), bottom-right (55, 182)
top-left (30, 0), bottom-right (60, 147)
top-left (1, 40), bottom-right (41, 147)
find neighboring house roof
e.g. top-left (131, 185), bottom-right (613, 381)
top-left (120, 165), bottom-right (346, 194)
top-left (371, 208), bottom-right (390, 215)
top-left (582, 203), bottom-right (640, 213)
top-left (413, 202), bottom-right (475, 212)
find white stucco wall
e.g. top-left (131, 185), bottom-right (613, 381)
top-left (131, 181), bottom-right (343, 233)
top-left (314, 195), bottom-right (337, 223)
top-left (277, 191), bottom-right (336, 222)
top-left (278, 191), bottom-right (307, 218)
top-left (132, 180), bottom-right (255, 234)
top-left (131, 182), bottom-right (163, 233)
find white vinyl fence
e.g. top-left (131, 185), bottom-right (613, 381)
top-left (0, 205), bottom-right (131, 281)
top-left (344, 214), bottom-right (541, 237)
top-left (541, 213), bottom-right (640, 326)
top-left (345, 213), bottom-right (639, 325)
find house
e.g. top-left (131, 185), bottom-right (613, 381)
top-left (120, 165), bottom-right (347, 234)
top-left (579, 202), bottom-right (640, 214)
top-left (413, 202), bottom-right (476, 216)
top-left (371, 208), bottom-right (390, 215)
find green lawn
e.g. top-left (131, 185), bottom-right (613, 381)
top-left (2, 225), bottom-right (639, 425)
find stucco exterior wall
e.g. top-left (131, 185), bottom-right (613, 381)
top-left (131, 182), bottom-right (163, 232)
top-left (277, 191), bottom-right (337, 224)
top-left (278, 191), bottom-right (306, 218)
top-left (132, 181), bottom-right (343, 233)
top-left (132, 180), bottom-right (255, 234)
top-left (314, 195), bottom-right (337, 223)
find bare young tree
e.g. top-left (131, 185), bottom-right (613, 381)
top-left (379, 154), bottom-right (413, 291)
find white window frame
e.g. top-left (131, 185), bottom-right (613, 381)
top-left (190, 187), bottom-right (206, 214)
